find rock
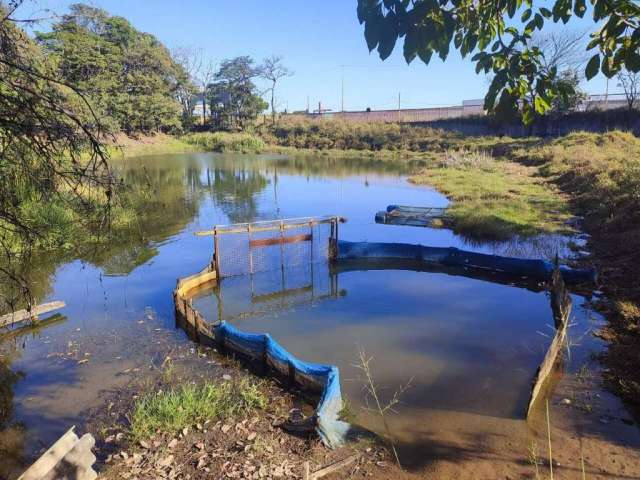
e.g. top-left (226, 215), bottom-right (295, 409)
top-left (139, 440), bottom-right (151, 449)
top-left (222, 374), bottom-right (232, 381)
top-left (195, 442), bottom-right (205, 451)
top-left (561, 398), bottom-right (571, 405)
top-left (247, 432), bottom-right (257, 442)
top-left (168, 438), bottom-right (178, 449)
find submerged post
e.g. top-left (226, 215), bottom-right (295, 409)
top-left (213, 226), bottom-right (221, 280)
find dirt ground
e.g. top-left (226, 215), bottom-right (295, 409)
top-left (82, 329), bottom-right (640, 480)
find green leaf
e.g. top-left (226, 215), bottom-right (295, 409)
top-left (522, 103), bottom-right (535, 124)
top-left (403, 28), bottom-right (418, 63)
top-left (534, 13), bottom-right (544, 30)
top-left (585, 54), bottom-right (600, 80)
top-left (521, 9), bottom-right (532, 21)
top-left (625, 50), bottom-right (640, 73)
top-left (539, 7), bottom-right (551, 18)
top-left (574, 0), bottom-right (586, 17)
top-left (534, 95), bottom-right (550, 113)
top-left (364, 18), bottom-right (381, 51)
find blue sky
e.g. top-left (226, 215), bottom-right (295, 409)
top-left (21, 0), bottom-right (619, 112)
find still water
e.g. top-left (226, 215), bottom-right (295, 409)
top-left (0, 152), bottom-right (603, 473)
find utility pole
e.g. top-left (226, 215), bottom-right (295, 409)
top-left (306, 95), bottom-right (310, 113)
top-left (340, 65), bottom-right (345, 112)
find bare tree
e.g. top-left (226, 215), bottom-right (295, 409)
top-left (171, 47), bottom-right (216, 126)
top-left (617, 70), bottom-right (640, 110)
top-left (258, 55), bottom-right (292, 123)
top-left (530, 29), bottom-right (590, 74)
top-left (197, 59), bottom-right (216, 126)
top-left (171, 46), bottom-right (201, 128)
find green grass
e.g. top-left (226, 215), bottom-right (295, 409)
top-left (182, 131), bottom-right (265, 153)
top-left (410, 149), bottom-right (570, 240)
top-left (129, 378), bottom-right (267, 441)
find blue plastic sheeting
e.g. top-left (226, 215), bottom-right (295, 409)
top-left (337, 240), bottom-right (597, 284)
top-left (214, 322), bottom-right (350, 448)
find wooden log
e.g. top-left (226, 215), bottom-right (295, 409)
top-left (0, 301), bottom-right (66, 329)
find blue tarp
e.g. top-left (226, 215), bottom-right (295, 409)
top-left (214, 322), bottom-right (350, 448)
top-left (336, 240), bottom-right (596, 284)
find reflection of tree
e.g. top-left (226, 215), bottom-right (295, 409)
top-left (0, 348), bottom-right (22, 430)
top-left (207, 167), bottom-right (269, 224)
top-left (270, 154), bottom-right (419, 178)
top-left (0, 344), bottom-right (25, 480)
top-left (87, 161), bottom-right (205, 275)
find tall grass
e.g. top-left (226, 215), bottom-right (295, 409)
top-left (183, 132), bottom-right (265, 153)
top-left (258, 116), bottom-right (462, 151)
top-left (130, 378), bottom-right (267, 440)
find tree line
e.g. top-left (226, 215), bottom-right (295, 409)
top-left (35, 4), bottom-right (291, 135)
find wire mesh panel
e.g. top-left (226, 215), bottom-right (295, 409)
top-left (210, 216), bottom-right (339, 279)
top-left (207, 260), bottom-right (339, 325)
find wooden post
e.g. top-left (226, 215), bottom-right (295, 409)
top-left (248, 224), bottom-right (254, 275)
top-left (213, 226), bottom-right (221, 279)
top-left (280, 220), bottom-right (286, 291)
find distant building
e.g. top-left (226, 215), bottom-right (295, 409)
top-left (191, 93), bottom-right (210, 118)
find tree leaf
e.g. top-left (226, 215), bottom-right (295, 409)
top-left (585, 54), bottom-right (600, 80)
top-left (403, 28), bottom-right (418, 63)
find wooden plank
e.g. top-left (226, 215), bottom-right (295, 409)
top-left (0, 314), bottom-right (66, 342)
top-left (527, 268), bottom-right (573, 418)
top-left (0, 301), bottom-right (66, 328)
top-left (195, 215), bottom-right (344, 237)
top-left (19, 427), bottom-right (78, 480)
top-left (250, 233), bottom-right (312, 248)
top-left (304, 454), bottom-right (359, 480)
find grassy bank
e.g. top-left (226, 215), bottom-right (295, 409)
top-left (506, 131), bottom-right (640, 411)
top-left (409, 148), bottom-right (570, 239)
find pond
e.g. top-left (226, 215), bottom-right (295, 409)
top-left (0, 152), bottom-right (618, 474)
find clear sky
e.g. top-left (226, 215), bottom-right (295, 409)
top-left (19, 0), bottom-right (620, 112)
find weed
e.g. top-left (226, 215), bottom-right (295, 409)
top-left (353, 345), bottom-right (413, 469)
top-left (129, 378), bottom-right (267, 441)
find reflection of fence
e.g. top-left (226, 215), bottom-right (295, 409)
top-left (207, 261), bottom-right (341, 325)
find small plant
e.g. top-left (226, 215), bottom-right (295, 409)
top-left (129, 377), bottom-right (266, 440)
top-left (353, 345), bottom-right (412, 469)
